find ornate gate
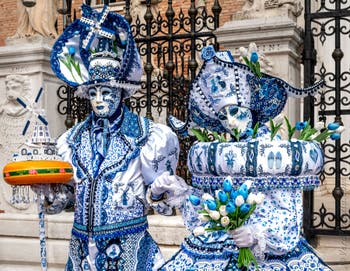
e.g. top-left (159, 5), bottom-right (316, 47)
top-left (303, 0), bottom-right (350, 240)
top-left (57, 0), bottom-right (222, 181)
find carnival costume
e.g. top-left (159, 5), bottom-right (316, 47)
top-left (161, 46), bottom-right (332, 270)
top-left (48, 5), bottom-right (187, 271)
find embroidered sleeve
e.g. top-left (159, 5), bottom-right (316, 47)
top-left (140, 123), bottom-right (182, 214)
top-left (247, 189), bottom-right (303, 256)
top-left (36, 130), bottom-right (76, 215)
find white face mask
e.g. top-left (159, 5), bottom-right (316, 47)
top-left (88, 86), bottom-right (122, 118)
top-left (218, 105), bottom-right (252, 135)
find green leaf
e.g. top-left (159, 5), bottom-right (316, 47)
top-left (255, 61), bottom-right (262, 78)
top-left (252, 122), bottom-right (260, 139)
top-left (190, 128), bottom-right (208, 142)
top-left (243, 56), bottom-right (250, 66)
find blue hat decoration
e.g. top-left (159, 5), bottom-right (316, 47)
top-left (169, 45), bottom-right (324, 134)
top-left (50, 4), bottom-right (142, 98)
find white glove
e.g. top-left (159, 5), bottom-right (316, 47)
top-left (150, 171), bottom-right (190, 207)
top-left (31, 184), bottom-right (56, 202)
top-left (229, 225), bottom-right (256, 248)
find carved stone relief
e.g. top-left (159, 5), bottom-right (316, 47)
top-left (235, 0), bottom-right (303, 20)
top-left (0, 75), bottom-right (34, 211)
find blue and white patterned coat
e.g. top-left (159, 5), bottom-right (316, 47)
top-left (56, 107), bottom-right (179, 271)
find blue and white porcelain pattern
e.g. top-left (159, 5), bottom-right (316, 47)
top-left (161, 132), bottom-right (331, 271)
top-left (169, 45), bottom-right (324, 135)
top-left (55, 107), bottom-right (179, 270)
top-left (162, 175), bottom-right (332, 271)
top-left (50, 4), bottom-right (142, 98)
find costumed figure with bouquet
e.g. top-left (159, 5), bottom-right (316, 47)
top-left (160, 44), bottom-right (337, 270)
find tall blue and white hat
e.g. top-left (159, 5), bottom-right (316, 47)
top-left (50, 4), bottom-right (142, 98)
top-left (170, 45), bottom-right (324, 134)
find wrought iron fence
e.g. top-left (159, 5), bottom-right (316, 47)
top-left (56, 0), bottom-right (221, 181)
top-left (303, 0), bottom-right (350, 239)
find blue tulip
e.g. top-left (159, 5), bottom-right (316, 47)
top-left (206, 199), bottom-right (217, 211)
top-left (238, 186), bottom-right (248, 200)
top-left (223, 178), bottom-right (233, 192)
top-left (230, 190), bottom-right (239, 201)
top-left (189, 195), bottom-right (201, 206)
top-left (330, 133), bottom-right (341, 140)
top-left (218, 190), bottom-right (228, 203)
top-left (250, 52), bottom-right (259, 63)
top-left (240, 203), bottom-right (251, 214)
top-left (295, 121), bottom-right (307, 131)
top-left (327, 122), bottom-right (340, 131)
top-left (226, 201), bottom-right (236, 214)
top-left (68, 46), bottom-right (75, 55)
top-left (245, 128), bottom-right (254, 137)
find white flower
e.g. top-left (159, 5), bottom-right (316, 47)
top-left (220, 216), bottom-right (230, 227)
top-left (62, 47), bottom-right (69, 55)
top-left (248, 42), bottom-right (258, 53)
top-left (255, 192), bottom-right (265, 204)
top-left (235, 195), bottom-right (245, 207)
top-left (335, 126), bottom-right (345, 134)
top-left (209, 210), bottom-right (221, 220)
top-left (202, 193), bottom-right (214, 202)
top-left (314, 121), bottom-right (324, 131)
top-left (198, 213), bottom-right (210, 222)
top-left (239, 47), bottom-right (248, 57)
top-left (246, 193), bottom-right (257, 205)
top-left (193, 226), bottom-right (206, 236)
top-left (219, 205), bottom-right (228, 216)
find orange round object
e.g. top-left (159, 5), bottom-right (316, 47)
top-left (3, 160), bottom-right (73, 185)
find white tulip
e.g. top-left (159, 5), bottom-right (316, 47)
top-left (209, 210), bottom-right (221, 221)
top-left (221, 216), bottom-right (230, 227)
top-left (193, 226), bottom-right (206, 236)
top-left (219, 205), bottom-right (228, 216)
top-left (314, 121), bottom-right (324, 131)
top-left (248, 42), bottom-right (258, 53)
top-left (202, 193), bottom-right (214, 202)
top-left (235, 195), bottom-right (245, 207)
top-left (198, 213), bottom-right (210, 222)
top-left (62, 47), bottom-right (69, 55)
top-left (335, 126), bottom-right (345, 134)
top-left (255, 192), bottom-right (265, 205)
top-left (246, 193), bottom-right (257, 205)
top-left (239, 47), bottom-right (248, 57)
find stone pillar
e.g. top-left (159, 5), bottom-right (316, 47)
top-left (0, 36), bottom-right (68, 270)
top-left (215, 2), bottom-right (304, 127)
top-left (0, 36), bottom-right (67, 213)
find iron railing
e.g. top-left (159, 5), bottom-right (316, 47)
top-left (303, 0), bottom-right (350, 239)
top-left (56, 0), bottom-right (221, 181)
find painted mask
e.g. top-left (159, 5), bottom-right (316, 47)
top-left (218, 105), bottom-right (252, 135)
top-left (88, 86), bottom-right (122, 118)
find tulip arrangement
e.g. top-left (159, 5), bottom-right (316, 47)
top-left (189, 177), bottom-right (265, 270)
top-left (282, 117), bottom-right (344, 142)
top-left (239, 43), bottom-right (262, 79)
top-left (59, 46), bottom-right (83, 82)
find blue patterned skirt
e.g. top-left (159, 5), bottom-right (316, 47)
top-left (160, 235), bottom-right (332, 271)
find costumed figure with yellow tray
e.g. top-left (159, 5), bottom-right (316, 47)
top-left (46, 4), bottom-right (189, 271)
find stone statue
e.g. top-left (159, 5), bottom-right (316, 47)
top-left (13, 0), bottom-right (59, 39)
top-left (235, 0), bottom-right (303, 19)
top-left (0, 75), bottom-right (34, 211)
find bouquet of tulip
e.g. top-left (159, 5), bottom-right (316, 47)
top-left (189, 177), bottom-right (265, 270)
